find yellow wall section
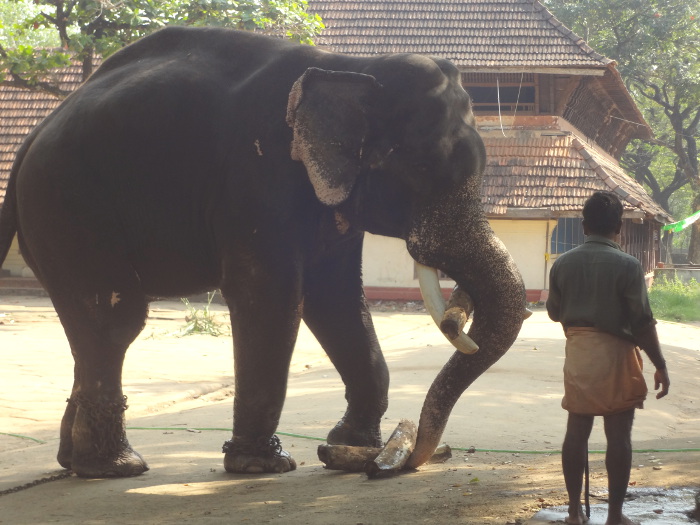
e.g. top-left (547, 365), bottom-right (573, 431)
top-left (362, 220), bottom-right (557, 291)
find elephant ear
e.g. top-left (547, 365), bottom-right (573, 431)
top-left (287, 67), bottom-right (381, 206)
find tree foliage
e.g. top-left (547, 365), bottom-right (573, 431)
top-left (0, 0), bottom-right (324, 96)
top-left (544, 0), bottom-right (700, 262)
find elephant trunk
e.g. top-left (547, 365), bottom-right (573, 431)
top-left (405, 200), bottom-right (528, 468)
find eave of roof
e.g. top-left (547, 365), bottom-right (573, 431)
top-left (600, 65), bottom-right (652, 141)
top-left (478, 116), bottom-right (671, 223)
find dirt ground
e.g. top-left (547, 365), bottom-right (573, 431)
top-left (1, 295), bottom-right (698, 524)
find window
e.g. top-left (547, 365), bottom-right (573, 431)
top-left (462, 73), bottom-right (537, 115)
top-left (551, 218), bottom-right (585, 255)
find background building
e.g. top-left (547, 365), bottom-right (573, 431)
top-left (1, 0), bottom-right (671, 300)
top-left (308, 0), bottom-right (671, 301)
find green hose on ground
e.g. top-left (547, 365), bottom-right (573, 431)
top-left (4, 428), bottom-right (698, 454)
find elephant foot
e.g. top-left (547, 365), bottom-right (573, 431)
top-left (63, 393), bottom-right (150, 478)
top-left (327, 418), bottom-right (383, 447)
top-left (57, 444), bottom-right (72, 470)
top-left (222, 435), bottom-right (296, 474)
top-left (71, 447), bottom-right (149, 478)
top-left (57, 397), bottom-right (78, 469)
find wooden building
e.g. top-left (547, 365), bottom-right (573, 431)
top-left (308, 0), bottom-right (672, 301)
top-left (1, 0), bottom-right (672, 300)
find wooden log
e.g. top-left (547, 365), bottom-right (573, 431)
top-left (365, 419), bottom-right (417, 478)
top-left (439, 287), bottom-right (474, 340)
top-left (318, 442), bottom-right (453, 472)
top-left (425, 443), bottom-right (452, 464)
top-left (317, 444), bottom-right (381, 471)
top-left (440, 307), bottom-right (468, 340)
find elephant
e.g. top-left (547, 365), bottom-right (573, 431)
top-left (0, 26), bottom-right (527, 478)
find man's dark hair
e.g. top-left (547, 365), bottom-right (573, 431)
top-left (582, 191), bottom-right (623, 235)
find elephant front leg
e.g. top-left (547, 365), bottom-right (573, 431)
top-left (221, 267), bottom-right (303, 474)
top-left (302, 237), bottom-right (389, 448)
top-left (221, 372), bottom-right (298, 473)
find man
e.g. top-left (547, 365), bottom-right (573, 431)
top-left (546, 191), bottom-right (670, 525)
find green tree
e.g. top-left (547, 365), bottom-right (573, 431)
top-left (0, 0), bottom-right (323, 97)
top-left (544, 0), bottom-right (700, 263)
top-left (0, 1), bottom-right (59, 47)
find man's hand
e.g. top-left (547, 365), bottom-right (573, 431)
top-left (654, 367), bottom-right (670, 399)
top-left (634, 323), bottom-right (670, 399)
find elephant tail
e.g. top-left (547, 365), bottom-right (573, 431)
top-left (0, 135), bottom-right (31, 267)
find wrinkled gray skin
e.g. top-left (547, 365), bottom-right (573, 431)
top-left (0, 27), bottom-right (526, 478)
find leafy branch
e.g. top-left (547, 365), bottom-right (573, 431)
top-left (0, 0), bottom-right (324, 97)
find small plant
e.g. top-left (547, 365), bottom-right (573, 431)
top-left (178, 291), bottom-right (230, 337)
top-left (649, 276), bottom-right (700, 323)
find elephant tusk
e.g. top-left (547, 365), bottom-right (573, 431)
top-left (416, 263), bottom-right (479, 354)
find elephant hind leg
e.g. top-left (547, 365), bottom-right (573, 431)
top-left (50, 275), bottom-right (150, 478)
top-left (17, 174), bottom-right (152, 476)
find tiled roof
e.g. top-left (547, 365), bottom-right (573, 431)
top-left (480, 126), bottom-right (671, 222)
top-left (308, 0), bottom-right (611, 69)
top-left (0, 65), bottom-right (84, 205)
top-left (1, 55), bottom-right (664, 225)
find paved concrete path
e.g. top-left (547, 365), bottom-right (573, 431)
top-left (1, 296), bottom-right (698, 524)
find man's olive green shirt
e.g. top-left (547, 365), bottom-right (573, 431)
top-left (546, 235), bottom-right (655, 342)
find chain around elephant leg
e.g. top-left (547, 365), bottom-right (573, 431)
top-left (68, 393), bottom-right (149, 478)
top-left (222, 435), bottom-right (296, 474)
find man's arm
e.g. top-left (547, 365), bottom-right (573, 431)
top-left (546, 264), bottom-right (561, 322)
top-left (625, 261), bottom-right (670, 398)
top-left (633, 322), bottom-right (670, 399)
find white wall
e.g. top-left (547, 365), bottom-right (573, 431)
top-left (3, 221), bottom-right (556, 291)
top-left (362, 233), bottom-right (426, 288)
top-left (0, 237), bottom-right (32, 277)
top-left (489, 219), bottom-right (556, 291)
top-left (362, 219), bottom-right (556, 291)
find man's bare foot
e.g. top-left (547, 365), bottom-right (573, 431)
top-left (565, 505), bottom-right (589, 524)
top-left (604, 514), bottom-right (639, 525)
